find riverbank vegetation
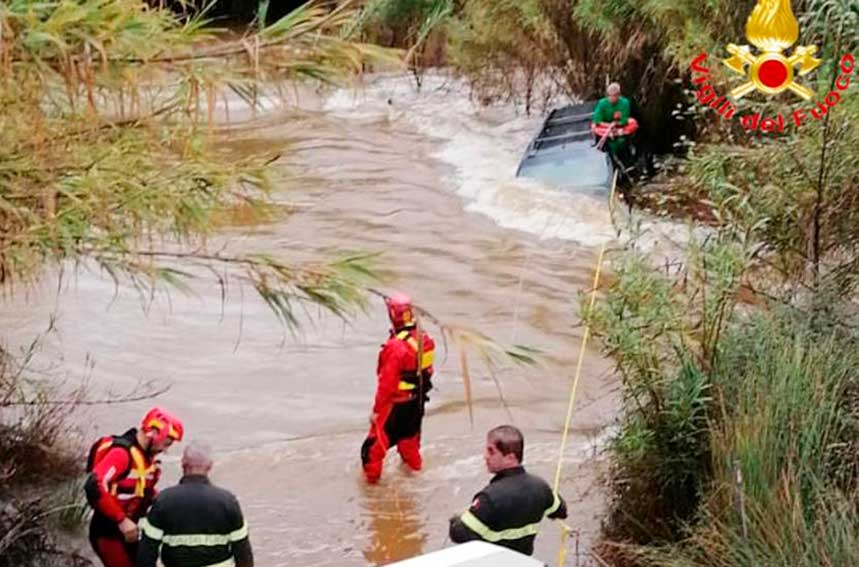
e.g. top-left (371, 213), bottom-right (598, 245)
top-left (1, 4), bottom-right (540, 563)
top-left (356, 0), bottom-right (757, 150)
top-left (4, 1), bottom-right (859, 566)
top-left (1, 1), bottom-right (393, 563)
top-left (1, 337), bottom-right (87, 567)
top-left (361, 0), bottom-right (859, 563)
top-left (0, 0), bottom-right (394, 314)
top-left (585, 1), bottom-right (859, 564)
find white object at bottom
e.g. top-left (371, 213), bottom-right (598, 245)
top-left (384, 541), bottom-right (545, 567)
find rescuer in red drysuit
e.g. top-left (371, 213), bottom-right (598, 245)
top-left (84, 407), bottom-right (184, 567)
top-left (361, 293), bottom-right (436, 484)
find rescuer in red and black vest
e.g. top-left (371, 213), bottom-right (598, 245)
top-left (84, 407), bottom-right (184, 567)
top-left (361, 293), bottom-right (436, 484)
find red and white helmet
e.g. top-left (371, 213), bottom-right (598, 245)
top-left (141, 407), bottom-right (184, 445)
top-left (385, 292), bottom-right (415, 330)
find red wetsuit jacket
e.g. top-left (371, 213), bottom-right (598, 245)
top-left (373, 327), bottom-right (436, 416)
top-left (85, 428), bottom-right (160, 529)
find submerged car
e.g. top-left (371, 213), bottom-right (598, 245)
top-left (516, 101), bottom-right (642, 194)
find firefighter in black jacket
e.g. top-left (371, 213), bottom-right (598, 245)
top-left (138, 441), bottom-right (253, 567)
top-left (448, 425), bottom-right (568, 556)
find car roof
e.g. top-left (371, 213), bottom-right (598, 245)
top-left (517, 140), bottom-right (612, 191)
top-left (516, 102), bottom-right (613, 190)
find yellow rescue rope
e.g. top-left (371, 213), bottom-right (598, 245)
top-left (553, 170), bottom-right (619, 567)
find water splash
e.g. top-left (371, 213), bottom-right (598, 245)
top-left (324, 74), bottom-right (621, 246)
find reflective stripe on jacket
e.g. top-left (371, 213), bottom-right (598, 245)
top-left (137, 475), bottom-right (253, 567)
top-left (449, 466), bottom-right (567, 556)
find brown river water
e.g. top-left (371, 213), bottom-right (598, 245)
top-left (2, 74), bottom-right (686, 566)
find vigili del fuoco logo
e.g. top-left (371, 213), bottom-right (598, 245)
top-left (688, 0), bottom-right (854, 133)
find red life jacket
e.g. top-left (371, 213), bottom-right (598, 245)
top-left (392, 328), bottom-right (435, 403)
top-left (86, 431), bottom-right (158, 509)
top-left (591, 118), bottom-right (639, 138)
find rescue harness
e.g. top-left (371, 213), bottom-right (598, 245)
top-left (395, 329), bottom-right (435, 397)
top-left (86, 434), bottom-right (154, 498)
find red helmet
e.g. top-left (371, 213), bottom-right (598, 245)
top-left (385, 292), bottom-right (415, 330)
top-left (141, 407), bottom-right (184, 445)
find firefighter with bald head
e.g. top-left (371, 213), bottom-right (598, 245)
top-left (361, 293), bottom-right (436, 484)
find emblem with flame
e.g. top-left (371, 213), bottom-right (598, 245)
top-left (723, 0), bottom-right (821, 100)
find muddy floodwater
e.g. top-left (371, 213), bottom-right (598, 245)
top-left (2, 74), bottom-right (665, 566)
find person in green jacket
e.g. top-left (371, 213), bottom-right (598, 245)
top-left (592, 82), bottom-right (634, 162)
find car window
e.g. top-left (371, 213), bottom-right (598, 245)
top-left (518, 144), bottom-right (611, 190)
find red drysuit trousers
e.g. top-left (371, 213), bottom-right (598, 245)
top-left (361, 398), bottom-right (424, 483)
